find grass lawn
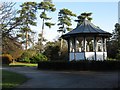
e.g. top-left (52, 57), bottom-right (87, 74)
top-left (1, 70), bottom-right (28, 88)
top-left (9, 62), bottom-right (37, 67)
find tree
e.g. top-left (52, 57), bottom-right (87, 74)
top-left (37, 1), bottom-right (56, 52)
top-left (57, 8), bottom-right (76, 50)
top-left (17, 2), bottom-right (37, 50)
top-left (75, 12), bottom-right (92, 27)
top-left (43, 41), bottom-right (60, 61)
top-left (2, 37), bottom-right (23, 60)
top-left (115, 23), bottom-right (120, 59)
top-left (43, 40), bottom-right (68, 61)
top-left (0, 2), bottom-right (17, 38)
top-left (34, 33), bottom-right (47, 52)
top-left (113, 23), bottom-right (120, 59)
top-left (1, 2), bottom-right (23, 59)
top-left (114, 23), bottom-right (120, 44)
top-left (57, 8), bottom-right (76, 34)
top-left (107, 23), bottom-right (120, 59)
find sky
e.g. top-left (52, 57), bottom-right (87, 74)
top-left (1, 0), bottom-right (119, 42)
top-left (34, 1), bottom-right (118, 41)
top-left (118, 1), bottom-right (120, 23)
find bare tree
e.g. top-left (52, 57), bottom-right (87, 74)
top-left (0, 2), bottom-right (20, 38)
top-left (1, 2), bottom-right (23, 55)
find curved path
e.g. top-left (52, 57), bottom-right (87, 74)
top-left (2, 67), bottom-right (119, 88)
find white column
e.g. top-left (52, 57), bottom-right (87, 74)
top-left (87, 44), bottom-right (90, 52)
top-left (94, 37), bottom-right (97, 60)
top-left (72, 39), bottom-right (74, 52)
top-left (101, 37), bottom-right (104, 52)
top-left (104, 38), bottom-right (107, 52)
top-left (74, 38), bottom-right (77, 52)
top-left (101, 37), bottom-right (105, 60)
top-left (83, 37), bottom-right (86, 52)
top-left (74, 37), bottom-right (76, 60)
top-left (83, 37), bottom-right (86, 60)
top-left (96, 39), bottom-right (98, 52)
top-left (104, 38), bottom-right (107, 60)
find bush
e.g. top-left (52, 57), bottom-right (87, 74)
top-left (23, 57), bottom-right (30, 63)
top-left (116, 53), bottom-right (120, 60)
top-left (19, 50), bottom-right (36, 62)
top-left (31, 53), bottom-right (48, 63)
top-left (0, 54), bottom-right (13, 64)
top-left (38, 60), bottom-right (120, 71)
top-left (44, 45), bottom-right (60, 61)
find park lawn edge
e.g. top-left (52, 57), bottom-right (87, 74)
top-left (9, 62), bottom-right (37, 67)
top-left (2, 70), bottom-right (29, 88)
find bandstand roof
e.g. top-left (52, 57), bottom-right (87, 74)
top-left (62, 20), bottom-right (112, 39)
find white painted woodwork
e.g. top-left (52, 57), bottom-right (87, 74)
top-left (69, 52), bottom-right (107, 61)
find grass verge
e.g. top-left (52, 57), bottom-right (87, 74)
top-left (1, 70), bottom-right (28, 88)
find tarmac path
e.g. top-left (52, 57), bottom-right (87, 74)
top-left (2, 67), bottom-right (119, 88)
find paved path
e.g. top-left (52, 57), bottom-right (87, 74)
top-left (2, 67), bottom-right (119, 88)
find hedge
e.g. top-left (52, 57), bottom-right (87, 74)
top-left (38, 60), bottom-right (120, 71)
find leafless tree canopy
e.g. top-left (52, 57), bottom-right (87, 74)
top-left (0, 2), bottom-right (18, 37)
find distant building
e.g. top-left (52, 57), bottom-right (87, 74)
top-left (118, 1), bottom-right (120, 23)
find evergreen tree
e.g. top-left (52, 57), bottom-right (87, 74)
top-left (113, 23), bottom-right (120, 59)
top-left (107, 23), bottom-right (120, 59)
top-left (37, 1), bottom-right (56, 52)
top-left (34, 33), bottom-right (47, 52)
top-left (17, 2), bottom-right (37, 50)
top-left (75, 12), bottom-right (92, 27)
top-left (57, 8), bottom-right (76, 49)
top-left (57, 8), bottom-right (76, 33)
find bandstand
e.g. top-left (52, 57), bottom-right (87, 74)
top-left (62, 20), bottom-right (111, 61)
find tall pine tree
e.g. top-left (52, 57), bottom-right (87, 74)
top-left (57, 8), bottom-right (76, 49)
top-left (17, 2), bottom-right (37, 50)
top-left (75, 12), bottom-right (92, 27)
top-left (38, 1), bottom-right (56, 52)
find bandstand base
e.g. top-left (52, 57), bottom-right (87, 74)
top-left (69, 52), bottom-right (107, 61)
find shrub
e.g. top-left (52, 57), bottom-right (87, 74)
top-left (23, 57), bottom-right (30, 63)
top-left (19, 50), bottom-right (36, 62)
top-left (116, 53), bottom-right (120, 60)
top-left (0, 54), bottom-right (13, 64)
top-left (44, 45), bottom-right (60, 61)
top-left (31, 53), bottom-right (48, 63)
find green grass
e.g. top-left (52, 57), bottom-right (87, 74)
top-left (9, 62), bottom-right (37, 67)
top-left (1, 70), bottom-right (28, 88)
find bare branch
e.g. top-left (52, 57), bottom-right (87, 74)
top-left (0, 2), bottom-right (18, 37)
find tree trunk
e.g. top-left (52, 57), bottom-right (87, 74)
top-left (60, 24), bottom-right (65, 51)
top-left (41, 18), bottom-right (44, 43)
top-left (60, 38), bottom-right (63, 50)
top-left (60, 31), bottom-right (64, 52)
top-left (40, 9), bottom-right (46, 52)
top-left (39, 18), bottom-right (44, 52)
top-left (25, 31), bottom-right (28, 50)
